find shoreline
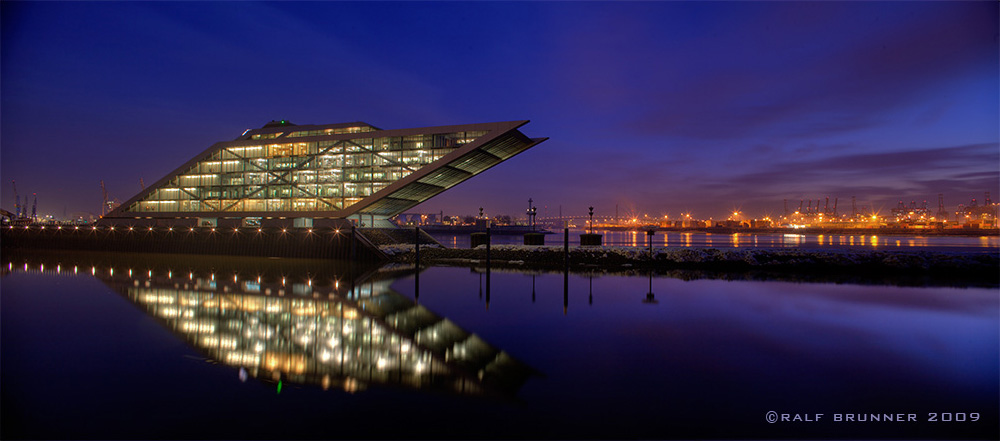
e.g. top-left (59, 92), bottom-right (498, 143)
top-left (426, 226), bottom-right (1000, 237)
top-left (384, 244), bottom-right (1000, 288)
top-left (650, 226), bottom-right (1000, 237)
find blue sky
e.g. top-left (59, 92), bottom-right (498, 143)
top-left (2, 1), bottom-right (997, 220)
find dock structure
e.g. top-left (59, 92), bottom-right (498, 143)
top-left (1, 224), bottom-right (386, 261)
top-left (3, 120), bottom-right (546, 259)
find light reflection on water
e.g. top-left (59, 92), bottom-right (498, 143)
top-left (1, 251), bottom-right (997, 440)
top-left (1, 252), bottom-right (534, 399)
top-left (432, 229), bottom-right (1000, 252)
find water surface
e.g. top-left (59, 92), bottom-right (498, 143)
top-left (432, 229), bottom-right (1000, 253)
top-left (2, 252), bottom-right (996, 439)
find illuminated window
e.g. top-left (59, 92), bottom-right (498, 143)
top-left (120, 122), bottom-right (542, 219)
top-left (250, 132), bottom-right (283, 140)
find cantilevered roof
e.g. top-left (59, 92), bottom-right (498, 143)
top-left (346, 125), bottom-right (545, 217)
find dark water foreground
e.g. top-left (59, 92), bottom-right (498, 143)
top-left (2, 250), bottom-right (997, 440)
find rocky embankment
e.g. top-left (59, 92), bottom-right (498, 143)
top-left (382, 244), bottom-right (999, 287)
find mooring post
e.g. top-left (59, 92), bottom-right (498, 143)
top-left (564, 227), bottom-right (569, 269)
top-left (643, 271), bottom-right (658, 304)
top-left (414, 226), bottom-right (420, 267)
top-left (589, 274), bottom-right (593, 305)
top-left (414, 268), bottom-right (420, 302)
top-left (563, 264), bottom-right (569, 315)
top-left (414, 226), bottom-right (420, 302)
top-left (350, 226), bottom-right (357, 261)
top-left (564, 225), bottom-right (571, 314)
top-left (348, 244), bottom-right (355, 300)
top-left (485, 224), bottom-right (491, 309)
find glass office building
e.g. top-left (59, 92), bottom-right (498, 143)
top-left (103, 120), bottom-right (545, 227)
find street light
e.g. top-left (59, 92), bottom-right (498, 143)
top-left (527, 198), bottom-right (537, 231)
top-left (588, 206), bottom-right (594, 234)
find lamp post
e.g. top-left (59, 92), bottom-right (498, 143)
top-left (527, 198), bottom-right (537, 231)
top-left (471, 207), bottom-right (489, 248)
top-left (588, 206), bottom-right (594, 235)
top-left (525, 198), bottom-right (535, 231)
top-left (523, 198), bottom-right (544, 245)
top-left (580, 205), bottom-right (602, 246)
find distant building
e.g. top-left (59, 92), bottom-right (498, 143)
top-left (955, 194), bottom-right (998, 228)
top-left (715, 220), bottom-right (742, 228)
top-left (102, 120), bottom-right (546, 228)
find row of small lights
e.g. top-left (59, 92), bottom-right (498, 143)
top-left (7, 261), bottom-right (350, 291)
top-left (8, 225), bottom-right (348, 235)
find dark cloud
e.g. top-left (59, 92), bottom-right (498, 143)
top-left (719, 143), bottom-right (995, 185)
top-left (802, 144), bottom-right (997, 174)
top-left (689, 143), bottom-right (999, 211)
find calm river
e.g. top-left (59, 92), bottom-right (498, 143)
top-left (2, 250), bottom-right (997, 440)
top-left (431, 229), bottom-right (1000, 253)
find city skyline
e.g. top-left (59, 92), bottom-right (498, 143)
top-left (2, 2), bottom-right (997, 220)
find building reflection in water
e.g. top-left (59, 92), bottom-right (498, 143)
top-left (2, 251), bottom-right (535, 398)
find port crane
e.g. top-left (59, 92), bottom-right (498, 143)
top-left (12, 179), bottom-right (21, 218)
top-left (6, 180), bottom-right (37, 224)
top-left (100, 180), bottom-right (121, 216)
top-left (101, 180), bottom-right (109, 216)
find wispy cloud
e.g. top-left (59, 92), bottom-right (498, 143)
top-left (701, 143), bottom-right (999, 201)
top-left (623, 3), bottom-right (997, 140)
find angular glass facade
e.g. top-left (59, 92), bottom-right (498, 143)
top-left (129, 130), bottom-right (485, 213)
top-left (107, 120), bottom-right (545, 221)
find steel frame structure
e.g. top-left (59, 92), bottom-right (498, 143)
top-left (103, 120), bottom-right (546, 224)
